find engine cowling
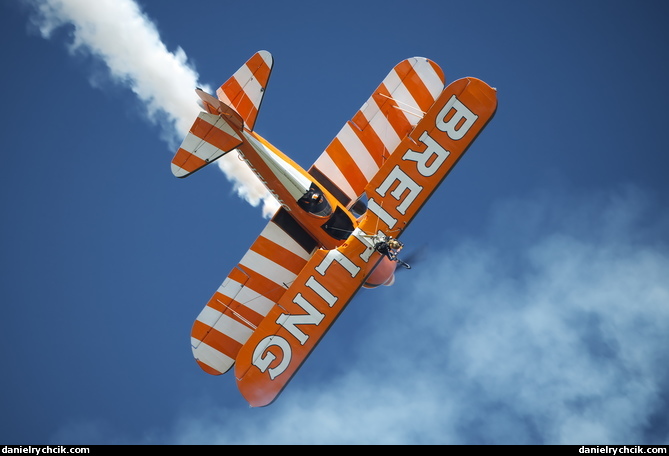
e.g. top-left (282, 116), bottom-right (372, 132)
top-left (363, 256), bottom-right (397, 289)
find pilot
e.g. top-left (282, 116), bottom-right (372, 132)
top-left (308, 191), bottom-right (323, 204)
top-left (298, 186), bottom-right (327, 214)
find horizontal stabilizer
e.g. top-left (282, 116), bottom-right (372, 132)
top-left (171, 112), bottom-right (244, 178)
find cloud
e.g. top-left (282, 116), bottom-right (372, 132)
top-left (43, 184), bottom-right (668, 444)
top-left (25, 0), bottom-right (279, 216)
top-left (162, 184), bottom-right (669, 444)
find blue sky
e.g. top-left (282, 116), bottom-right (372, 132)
top-left (2, 0), bottom-right (668, 445)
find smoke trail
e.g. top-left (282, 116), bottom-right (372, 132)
top-left (26, 0), bottom-right (279, 217)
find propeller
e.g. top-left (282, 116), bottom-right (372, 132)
top-left (395, 244), bottom-right (429, 272)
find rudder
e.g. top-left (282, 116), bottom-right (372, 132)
top-left (216, 50), bottom-right (273, 131)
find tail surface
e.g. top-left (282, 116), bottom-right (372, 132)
top-left (171, 111), bottom-right (244, 177)
top-left (216, 50), bottom-right (273, 131)
top-left (171, 51), bottom-right (273, 178)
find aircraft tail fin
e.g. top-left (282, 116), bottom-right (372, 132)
top-left (170, 51), bottom-right (273, 178)
top-left (216, 50), bottom-right (273, 131)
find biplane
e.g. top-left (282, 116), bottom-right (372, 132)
top-left (171, 51), bottom-right (497, 407)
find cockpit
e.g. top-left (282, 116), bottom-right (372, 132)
top-left (297, 183), bottom-right (357, 242)
top-left (297, 183), bottom-right (331, 217)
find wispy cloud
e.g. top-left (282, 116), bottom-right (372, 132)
top-left (46, 185), bottom-right (668, 444)
top-left (25, 0), bottom-right (279, 216)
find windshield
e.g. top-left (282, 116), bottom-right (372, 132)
top-left (349, 192), bottom-right (368, 219)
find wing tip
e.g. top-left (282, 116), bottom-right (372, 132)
top-left (171, 162), bottom-right (191, 178)
top-left (195, 359), bottom-right (225, 376)
top-left (257, 50), bottom-right (273, 68)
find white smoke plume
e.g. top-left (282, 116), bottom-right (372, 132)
top-left (26, 0), bottom-right (279, 217)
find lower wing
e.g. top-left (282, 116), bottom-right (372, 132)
top-left (190, 208), bottom-right (318, 375)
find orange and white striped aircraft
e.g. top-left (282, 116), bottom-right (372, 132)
top-left (171, 51), bottom-right (497, 407)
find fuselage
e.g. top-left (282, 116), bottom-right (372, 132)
top-left (237, 129), bottom-right (358, 251)
top-left (195, 93), bottom-right (395, 287)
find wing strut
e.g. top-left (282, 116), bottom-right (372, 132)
top-left (378, 93), bottom-right (426, 119)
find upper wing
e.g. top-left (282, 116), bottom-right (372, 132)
top-left (309, 57), bottom-right (445, 208)
top-left (233, 77), bottom-right (498, 407)
top-left (216, 50), bottom-right (273, 131)
top-left (364, 77), bottom-right (498, 238)
top-left (190, 209), bottom-right (318, 375)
